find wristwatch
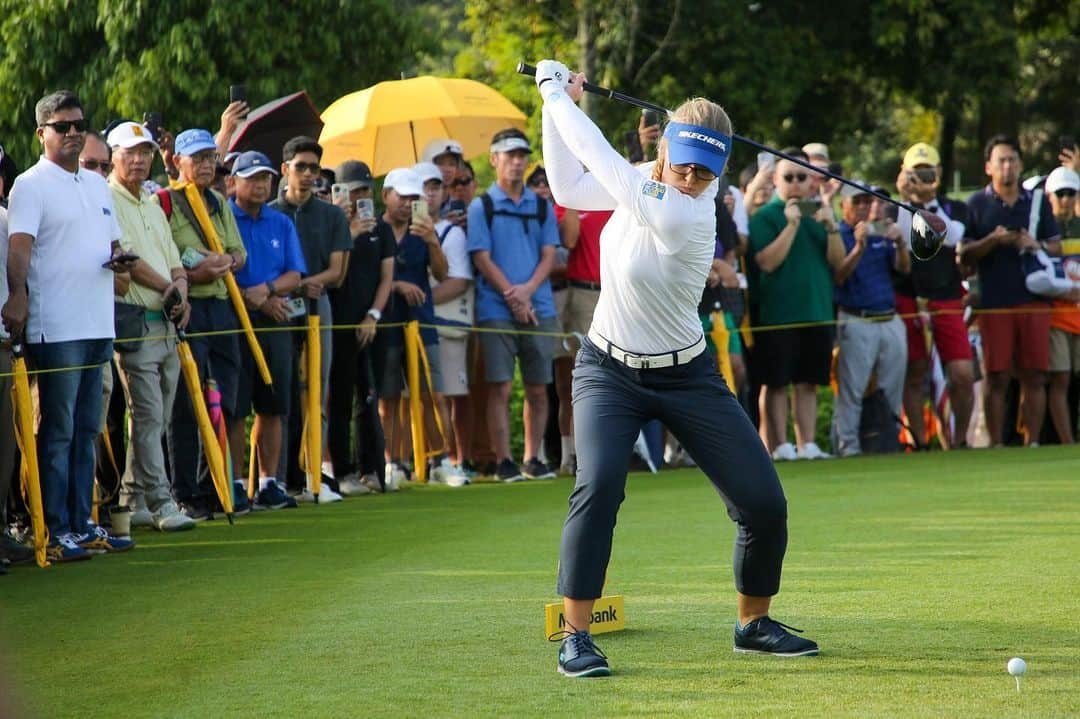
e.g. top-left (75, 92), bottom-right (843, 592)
top-left (265, 280), bottom-right (276, 296)
top-left (366, 308), bottom-right (382, 322)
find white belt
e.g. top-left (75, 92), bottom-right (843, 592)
top-left (587, 329), bottom-right (706, 370)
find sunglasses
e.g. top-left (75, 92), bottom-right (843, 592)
top-left (1055, 189), bottom-right (1077, 198)
top-left (782, 172), bottom-right (809, 183)
top-left (668, 162), bottom-right (717, 182)
top-left (41, 119), bottom-right (90, 134)
top-left (289, 161), bottom-right (321, 175)
top-left (450, 177), bottom-right (474, 187)
top-left (80, 158), bottom-right (112, 173)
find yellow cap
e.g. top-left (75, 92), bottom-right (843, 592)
top-left (902, 142), bottom-right (940, 168)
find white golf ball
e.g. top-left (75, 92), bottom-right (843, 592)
top-left (1007, 657), bottom-right (1027, 676)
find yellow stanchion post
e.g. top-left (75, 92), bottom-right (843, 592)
top-left (303, 302), bottom-right (322, 495)
top-left (176, 337), bottom-right (233, 520)
top-left (176, 182), bottom-right (272, 387)
top-left (11, 341), bottom-right (49, 567)
top-left (247, 423), bottom-right (259, 500)
top-left (404, 320), bottom-right (427, 482)
top-left (709, 311), bottom-right (736, 391)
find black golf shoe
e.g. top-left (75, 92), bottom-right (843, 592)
top-left (733, 616), bottom-right (819, 657)
top-left (551, 629), bottom-right (612, 677)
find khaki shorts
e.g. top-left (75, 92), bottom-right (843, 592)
top-left (555, 285), bottom-right (601, 358)
top-left (438, 335), bottom-right (470, 397)
top-left (1049, 326), bottom-right (1080, 373)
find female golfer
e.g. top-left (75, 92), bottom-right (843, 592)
top-left (534, 60), bottom-right (819, 677)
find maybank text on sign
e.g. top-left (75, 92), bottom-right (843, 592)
top-left (544, 595), bottom-right (626, 638)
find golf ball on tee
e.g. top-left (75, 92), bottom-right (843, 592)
top-left (1007, 657), bottom-right (1027, 676)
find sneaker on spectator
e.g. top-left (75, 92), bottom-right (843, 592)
top-left (152, 501), bottom-right (196, 532)
top-left (733, 616), bottom-right (819, 657)
top-left (497, 458), bottom-right (525, 483)
top-left (130, 497), bottom-right (154, 528)
top-left (299, 483), bottom-right (343, 504)
top-left (338, 473), bottom-right (373, 496)
top-left (558, 456), bottom-right (577, 477)
top-left (798, 442), bottom-right (832, 460)
top-left (256, 481), bottom-right (299, 510)
top-left (76, 525), bottom-right (135, 554)
top-left (0, 532), bottom-right (35, 565)
top-left (232, 481), bottom-right (251, 515)
top-left (523, 457), bottom-right (556, 480)
top-left (46, 533), bottom-right (92, 563)
top-left (771, 442), bottom-right (798, 462)
top-left (321, 460), bottom-right (335, 479)
top-left (384, 462), bottom-right (406, 491)
top-left (434, 458), bottom-right (470, 487)
top-left (360, 473), bottom-right (385, 493)
top-left (179, 500), bottom-right (213, 522)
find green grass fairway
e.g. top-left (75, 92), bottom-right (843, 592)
top-left (2, 447), bottom-right (1078, 718)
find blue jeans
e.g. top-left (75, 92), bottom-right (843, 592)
top-left (27, 338), bottom-right (112, 537)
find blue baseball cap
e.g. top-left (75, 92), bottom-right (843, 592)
top-left (663, 122), bottom-right (732, 179)
top-left (174, 128), bottom-right (217, 157)
top-left (231, 151), bottom-right (279, 178)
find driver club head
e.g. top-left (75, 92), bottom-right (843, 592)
top-left (910, 210), bottom-right (947, 261)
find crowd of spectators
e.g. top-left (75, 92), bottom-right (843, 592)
top-left (0, 88), bottom-right (1078, 574)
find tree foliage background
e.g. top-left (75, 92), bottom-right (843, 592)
top-left (0, 0), bottom-right (1076, 190)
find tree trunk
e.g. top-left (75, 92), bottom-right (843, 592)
top-left (577, 0), bottom-right (596, 117)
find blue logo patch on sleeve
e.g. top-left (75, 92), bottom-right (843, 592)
top-left (641, 180), bottom-right (666, 200)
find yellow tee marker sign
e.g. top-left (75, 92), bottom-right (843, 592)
top-left (544, 596), bottom-right (626, 638)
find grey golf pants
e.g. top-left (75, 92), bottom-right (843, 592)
top-left (558, 338), bottom-right (788, 599)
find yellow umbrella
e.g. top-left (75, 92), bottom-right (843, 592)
top-left (10, 341), bottom-right (48, 567)
top-left (319, 76), bottom-right (527, 175)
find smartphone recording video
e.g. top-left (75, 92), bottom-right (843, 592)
top-left (411, 200), bottom-right (430, 222)
top-left (796, 199), bottom-right (821, 217)
top-left (355, 198), bottom-right (375, 219)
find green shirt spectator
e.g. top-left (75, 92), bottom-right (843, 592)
top-left (110, 177), bottom-right (182, 310)
top-left (156, 187), bottom-right (246, 300)
top-left (749, 195), bottom-right (834, 326)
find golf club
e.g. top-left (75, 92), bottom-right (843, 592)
top-left (517, 62), bottom-right (947, 260)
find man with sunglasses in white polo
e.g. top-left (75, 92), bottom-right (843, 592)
top-left (3, 91), bottom-right (136, 561)
top-left (748, 148), bottom-right (846, 461)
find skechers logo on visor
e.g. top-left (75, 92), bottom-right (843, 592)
top-left (663, 121), bottom-right (732, 176)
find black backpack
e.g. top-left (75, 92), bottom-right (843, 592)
top-left (479, 192), bottom-right (549, 234)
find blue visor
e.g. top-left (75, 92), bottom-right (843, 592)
top-left (663, 122), bottom-right (732, 178)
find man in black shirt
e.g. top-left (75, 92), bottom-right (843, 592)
top-left (327, 160), bottom-right (394, 493)
top-left (893, 143), bottom-right (975, 448)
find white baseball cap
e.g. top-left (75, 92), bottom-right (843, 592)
top-left (1045, 166), bottom-right (1080, 194)
top-left (106, 121), bottom-right (159, 151)
top-left (412, 161), bottom-right (443, 186)
top-left (383, 168), bottom-right (423, 198)
top-left (421, 138), bottom-right (464, 164)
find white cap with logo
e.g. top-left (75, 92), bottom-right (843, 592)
top-left (383, 168), bottom-right (423, 198)
top-left (106, 121), bottom-right (159, 150)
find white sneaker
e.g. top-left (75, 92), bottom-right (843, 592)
top-left (152, 501), bottom-right (196, 532)
top-left (384, 462), bottom-right (405, 491)
top-left (299, 484), bottom-right (344, 504)
top-left (360, 473), bottom-right (383, 493)
top-left (771, 442), bottom-right (798, 461)
top-left (338, 474), bottom-right (373, 496)
top-left (130, 504), bottom-right (154, 529)
top-left (798, 442), bottom-right (832, 460)
top-left (429, 458), bottom-right (470, 487)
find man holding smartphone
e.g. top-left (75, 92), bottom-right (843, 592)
top-left (270, 136), bottom-right (351, 500)
top-left (3, 91), bottom-right (134, 560)
top-left (326, 159), bottom-right (394, 494)
top-left (228, 152), bottom-right (307, 509)
top-left (961, 135), bottom-right (1060, 447)
top-left (106, 121), bottom-right (194, 532)
top-left (749, 149), bottom-right (846, 461)
top-left (893, 143), bottom-right (975, 449)
top-left (161, 127), bottom-right (248, 521)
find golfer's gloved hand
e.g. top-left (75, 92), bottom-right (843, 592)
top-left (535, 59), bottom-right (571, 101)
